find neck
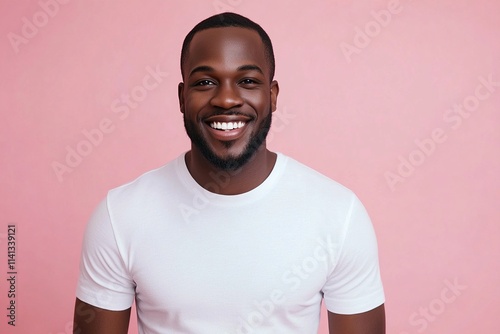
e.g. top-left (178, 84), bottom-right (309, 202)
top-left (185, 145), bottom-right (277, 195)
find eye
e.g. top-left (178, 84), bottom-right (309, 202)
top-left (239, 78), bottom-right (260, 85)
top-left (195, 79), bottom-right (215, 86)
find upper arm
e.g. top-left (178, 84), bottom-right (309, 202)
top-left (322, 195), bottom-right (385, 314)
top-left (328, 304), bottom-right (385, 334)
top-left (76, 198), bottom-right (135, 314)
top-left (73, 298), bottom-right (131, 334)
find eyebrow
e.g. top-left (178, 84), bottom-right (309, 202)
top-left (236, 64), bottom-right (264, 74)
top-left (189, 65), bottom-right (214, 77)
top-left (188, 64), bottom-right (264, 77)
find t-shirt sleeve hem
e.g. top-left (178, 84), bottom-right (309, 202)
top-left (324, 288), bottom-right (385, 315)
top-left (76, 285), bottom-right (134, 311)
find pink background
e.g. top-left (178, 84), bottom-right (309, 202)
top-left (1, 0), bottom-right (499, 333)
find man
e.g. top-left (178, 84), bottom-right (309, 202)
top-left (73, 12), bottom-right (385, 333)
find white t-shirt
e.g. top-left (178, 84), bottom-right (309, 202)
top-left (76, 152), bottom-right (384, 333)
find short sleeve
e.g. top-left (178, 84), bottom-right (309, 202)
top-left (75, 197), bottom-right (135, 311)
top-left (322, 195), bottom-right (385, 314)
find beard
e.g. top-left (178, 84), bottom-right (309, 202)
top-left (183, 109), bottom-right (272, 171)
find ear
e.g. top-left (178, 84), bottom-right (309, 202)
top-left (178, 82), bottom-right (185, 113)
top-left (270, 80), bottom-right (279, 112)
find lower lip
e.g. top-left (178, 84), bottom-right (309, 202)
top-left (205, 123), bottom-right (248, 141)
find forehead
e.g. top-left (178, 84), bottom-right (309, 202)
top-left (185, 27), bottom-right (269, 77)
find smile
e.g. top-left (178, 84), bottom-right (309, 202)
top-left (209, 121), bottom-right (246, 131)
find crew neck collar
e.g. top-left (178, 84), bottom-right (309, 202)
top-left (175, 152), bottom-right (287, 207)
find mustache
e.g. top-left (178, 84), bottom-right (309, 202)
top-left (208, 110), bottom-right (247, 116)
top-left (202, 110), bottom-right (255, 120)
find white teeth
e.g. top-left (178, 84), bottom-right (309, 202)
top-left (210, 121), bottom-right (246, 131)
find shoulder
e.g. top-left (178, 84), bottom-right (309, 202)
top-left (107, 155), bottom-right (181, 205)
top-left (278, 153), bottom-right (356, 201)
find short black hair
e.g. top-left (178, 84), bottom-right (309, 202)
top-left (180, 12), bottom-right (275, 81)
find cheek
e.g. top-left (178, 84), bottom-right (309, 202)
top-left (242, 90), bottom-right (270, 109)
top-left (184, 93), bottom-right (210, 116)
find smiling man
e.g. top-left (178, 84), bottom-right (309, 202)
top-left (74, 12), bottom-right (385, 334)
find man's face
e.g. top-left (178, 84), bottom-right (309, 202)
top-left (179, 27), bottom-right (278, 171)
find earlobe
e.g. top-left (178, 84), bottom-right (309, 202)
top-left (270, 80), bottom-right (279, 112)
top-left (178, 82), bottom-right (185, 113)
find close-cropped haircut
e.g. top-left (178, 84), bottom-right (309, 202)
top-left (180, 12), bottom-right (275, 82)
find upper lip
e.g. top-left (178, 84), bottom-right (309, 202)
top-left (203, 112), bottom-right (253, 123)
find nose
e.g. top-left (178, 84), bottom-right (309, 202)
top-left (210, 81), bottom-right (244, 110)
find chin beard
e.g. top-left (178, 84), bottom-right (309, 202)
top-left (184, 111), bottom-right (272, 171)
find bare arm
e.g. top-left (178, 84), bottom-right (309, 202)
top-left (73, 298), bottom-right (131, 334)
top-left (328, 304), bottom-right (385, 334)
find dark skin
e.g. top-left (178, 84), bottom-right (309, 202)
top-left (73, 27), bottom-right (385, 333)
top-left (179, 27), bottom-right (279, 195)
top-left (73, 300), bottom-right (130, 334)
